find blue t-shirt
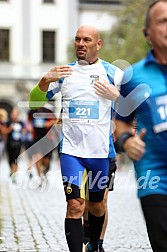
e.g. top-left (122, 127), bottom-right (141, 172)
top-left (116, 50), bottom-right (167, 198)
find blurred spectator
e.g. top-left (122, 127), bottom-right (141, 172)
top-left (24, 109), bottom-right (34, 178)
top-left (28, 102), bottom-right (56, 184)
top-left (0, 108), bottom-right (8, 162)
top-left (5, 107), bottom-right (25, 182)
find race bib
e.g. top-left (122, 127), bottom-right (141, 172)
top-left (69, 100), bottom-right (99, 123)
top-left (12, 123), bottom-right (22, 140)
top-left (12, 131), bottom-right (22, 140)
top-left (148, 94), bottom-right (167, 133)
top-left (34, 118), bottom-right (45, 128)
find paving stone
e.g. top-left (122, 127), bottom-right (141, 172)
top-left (0, 158), bottom-right (152, 251)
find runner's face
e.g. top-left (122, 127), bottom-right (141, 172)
top-left (148, 2), bottom-right (167, 52)
top-left (74, 27), bottom-right (102, 63)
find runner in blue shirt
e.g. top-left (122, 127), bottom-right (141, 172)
top-left (94, 1), bottom-right (167, 251)
top-left (114, 1), bottom-right (167, 252)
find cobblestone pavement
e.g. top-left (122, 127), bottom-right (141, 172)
top-left (0, 155), bottom-right (152, 252)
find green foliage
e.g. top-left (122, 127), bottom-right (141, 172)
top-left (67, 40), bottom-right (76, 63)
top-left (67, 0), bottom-right (154, 64)
top-left (99, 0), bottom-right (154, 64)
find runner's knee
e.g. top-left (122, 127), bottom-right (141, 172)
top-left (67, 198), bottom-right (85, 218)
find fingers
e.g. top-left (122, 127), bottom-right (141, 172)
top-left (94, 81), bottom-right (119, 101)
top-left (94, 81), bottom-right (108, 93)
top-left (51, 65), bottom-right (72, 73)
top-left (51, 66), bottom-right (72, 75)
top-left (124, 135), bottom-right (146, 161)
top-left (50, 66), bottom-right (72, 74)
top-left (126, 145), bottom-right (145, 160)
top-left (138, 128), bottom-right (147, 139)
top-left (94, 83), bottom-right (104, 95)
top-left (46, 65), bottom-right (73, 81)
top-left (131, 142), bottom-right (145, 160)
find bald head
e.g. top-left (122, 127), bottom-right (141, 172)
top-left (74, 25), bottom-right (102, 63)
top-left (76, 25), bottom-right (101, 40)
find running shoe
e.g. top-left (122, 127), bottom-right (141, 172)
top-left (85, 242), bottom-right (98, 252)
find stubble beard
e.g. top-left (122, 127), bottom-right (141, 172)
top-left (76, 54), bottom-right (86, 61)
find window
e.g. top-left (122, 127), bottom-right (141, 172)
top-left (42, 31), bottom-right (55, 63)
top-left (43, 0), bottom-right (54, 3)
top-left (0, 29), bottom-right (10, 61)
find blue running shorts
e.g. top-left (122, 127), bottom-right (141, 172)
top-left (60, 153), bottom-right (111, 202)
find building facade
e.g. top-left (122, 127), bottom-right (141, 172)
top-left (0, 0), bottom-right (121, 115)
